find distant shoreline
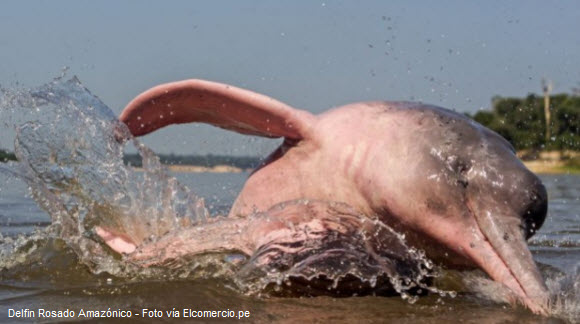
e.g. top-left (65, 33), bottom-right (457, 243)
top-left (134, 160), bottom-right (579, 175)
top-left (4, 150), bottom-right (580, 175)
top-left (519, 150), bottom-right (580, 174)
top-left (522, 160), bottom-right (580, 175)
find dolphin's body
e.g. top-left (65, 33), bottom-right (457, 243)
top-left (97, 79), bottom-right (549, 314)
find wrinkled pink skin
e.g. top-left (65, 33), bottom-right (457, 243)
top-left (97, 79), bottom-right (550, 314)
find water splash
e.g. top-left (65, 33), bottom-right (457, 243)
top-left (1, 76), bottom-right (209, 276)
top-left (547, 264), bottom-right (580, 322)
top-left (453, 264), bottom-right (580, 322)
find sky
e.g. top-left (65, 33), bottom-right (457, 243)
top-left (1, 1), bottom-right (579, 156)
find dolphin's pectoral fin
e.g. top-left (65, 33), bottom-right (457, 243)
top-left (120, 79), bottom-right (316, 139)
top-left (120, 216), bottom-right (253, 267)
top-left (95, 226), bottom-right (138, 254)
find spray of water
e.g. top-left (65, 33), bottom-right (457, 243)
top-left (1, 76), bottom-right (209, 277)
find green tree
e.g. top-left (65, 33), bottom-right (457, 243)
top-left (473, 93), bottom-right (580, 151)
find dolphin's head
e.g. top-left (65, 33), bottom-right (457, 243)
top-left (363, 103), bottom-right (549, 314)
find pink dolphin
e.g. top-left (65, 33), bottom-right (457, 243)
top-left (98, 79), bottom-right (549, 314)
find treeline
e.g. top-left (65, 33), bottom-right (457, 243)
top-left (471, 94), bottom-right (580, 151)
top-left (123, 153), bottom-right (262, 169)
top-left (0, 149), bottom-right (16, 162)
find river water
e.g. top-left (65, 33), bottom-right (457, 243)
top-left (1, 172), bottom-right (579, 323)
top-left (0, 78), bottom-right (579, 323)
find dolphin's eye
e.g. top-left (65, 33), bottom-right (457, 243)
top-left (446, 156), bottom-right (471, 188)
top-left (445, 155), bottom-right (471, 174)
top-left (454, 160), bottom-right (470, 174)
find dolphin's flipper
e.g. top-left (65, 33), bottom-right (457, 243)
top-left (95, 226), bottom-right (138, 254)
top-left (116, 200), bottom-right (430, 297)
top-left (125, 216), bottom-right (253, 265)
top-left (120, 79), bottom-right (315, 139)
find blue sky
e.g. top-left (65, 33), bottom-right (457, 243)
top-left (1, 1), bottom-right (579, 155)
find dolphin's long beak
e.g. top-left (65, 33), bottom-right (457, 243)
top-left (464, 200), bottom-right (550, 314)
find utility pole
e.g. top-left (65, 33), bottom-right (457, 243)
top-left (541, 78), bottom-right (552, 144)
